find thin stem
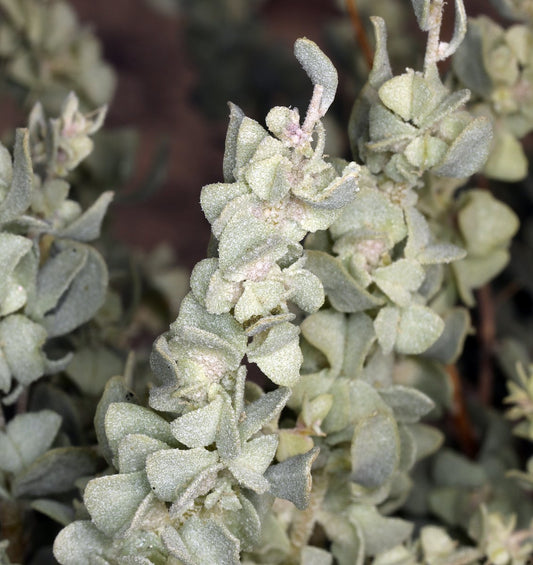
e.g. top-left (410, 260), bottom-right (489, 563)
top-left (424, 0), bottom-right (445, 73)
top-left (302, 84), bottom-right (324, 136)
top-left (345, 0), bottom-right (373, 70)
top-left (447, 364), bottom-right (477, 458)
top-left (478, 284), bottom-right (496, 405)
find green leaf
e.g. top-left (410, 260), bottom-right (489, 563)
top-left (59, 191), bottom-right (113, 242)
top-left (423, 308), bottom-right (470, 363)
top-left (235, 117), bottom-right (268, 173)
top-left (53, 521), bottom-right (109, 563)
top-left (0, 410), bottom-right (61, 473)
top-left (13, 447), bottom-right (102, 497)
top-left (301, 547), bottom-right (333, 565)
top-left (301, 309), bottom-right (346, 377)
top-left (117, 434), bottom-right (170, 473)
top-left (351, 412), bottom-right (399, 489)
top-left (29, 241), bottom-right (88, 319)
top-left (146, 447), bottom-right (219, 501)
top-left (433, 449), bottom-right (487, 487)
top-left (65, 345), bottom-right (123, 397)
top-left (228, 435), bottom-right (278, 493)
top-left (200, 182), bottom-right (249, 226)
top-left (294, 38), bottom-right (338, 114)
top-left (171, 397), bottom-right (223, 448)
top-left (0, 233), bottom-right (32, 316)
top-left (240, 387), bottom-right (290, 441)
top-left (373, 259), bottom-right (425, 307)
top-left (265, 447), bottom-right (319, 509)
top-left (31, 499), bottom-right (74, 526)
top-left (379, 386), bottom-right (435, 423)
top-left (453, 250), bottom-right (510, 306)
top-left (374, 306), bottom-right (400, 355)
top-left (331, 186), bottom-right (406, 245)
top-left (216, 398), bottom-right (241, 460)
top-left (179, 517), bottom-right (240, 565)
top-left (223, 103), bottom-right (245, 183)
top-left (433, 117), bottom-right (493, 178)
top-left (342, 313), bottom-right (376, 379)
top-left (484, 130), bottom-right (528, 182)
top-left (396, 305), bottom-right (444, 355)
top-left (407, 423), bottom-right (444, 461)
top-left (84, 471), bottom-right (151, 536)
top-left (94, 376), bottom-right (136, 466)
top-left (0, 129), bottom-right (33, 225)
top-left (245, 154), bottom-right (291, 202)
top-left (105, 402), bottom-right (174, 457)
top-left (286, 265), bottom-right (324, 313)
top-left (368, 17), bottom-right (393, 88)
top-left (378, 72), bottom-right (417, 122)
top-left (43, 245), bottom-right (108, 338)
top-left (247, 323), bottom-right (302, 386)
top-left (306, 251), bottom-right (383, 313)
top-left (410, 0), bottom-right (431, 30)
top-left (348, 505), bottom-right (413, 556)
top-left (0, 314), bottom-right (48, 387)
top-left (458, 190), bottom-right (519, 256)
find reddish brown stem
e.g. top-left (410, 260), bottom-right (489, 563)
top-left (0, 500), bottom-right (28, 562)
top-left (447, 364), bottom-right (477, 458)
top-left (477, 284), bottom-right (496, 405)
top-left (346, 0), bottom-right (373, 70)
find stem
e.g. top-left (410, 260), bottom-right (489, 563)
top-left (447, 364), bottom-right (477, 458)
top-left (289, 472), bottom-right (328, 554)
top-left (424, 0), bottom-right (445, 73)
top-left (478, 284), bottom-right (496, 405)
top-left (0, 500), bottom-right (28, 563)
top-left (302, 84), bottom-right (324, 136)
top-left (15, 387), bottom-right (28, 415)
top-left (345, 0), bottom-right (373, 69)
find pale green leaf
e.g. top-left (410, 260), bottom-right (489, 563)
top-left (240, 387), bottom-right (290, 441)
top-left (0, 129), bottom-right (33, 225)
top-left (13, 447), bottom-right (101, 498)
top-left (0, 410), bottom-right (61, 473)
top-left (433, 117), bottom-right (493, 178)
top-left (247, 322), bottom-right (302, 386)
top-left (145, 447), bottom-right (218, 501)
top-left (306, 250), bottom-right (383, 313)
top-left (265, 447), bottom-right (319, 509)
top-left (171, 396), bottom-right (223, 448)
top-left (53, 521), bottom-right (109, 564)
top-left (223, 103), bottom-right (245, 183)
top-left (396, 305), bottom-right (444, 355)
top-left (351, 412), bottom-right (399, 489)
top-left (294, 38), bottom-right (338, 114)
top-left (84, 471), bottom-right (151, 536)
top-left (43, 246), bottom-right (108, 338)
top-left (59, 191), bottom-right (113, 242)
top-left (117, 434), bottom-right (170, 473)
top-left (104, 402), bottom-right (174, 457)
top-left (379, 386), bottom-right (435, 423)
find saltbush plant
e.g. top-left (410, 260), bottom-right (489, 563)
top-left (0, 0), bottom-right (533, 563)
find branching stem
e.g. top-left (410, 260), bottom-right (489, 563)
top-left (346, 0), bottom-right (373, 69)
top-left (424, 0), bottom-right (445, 73)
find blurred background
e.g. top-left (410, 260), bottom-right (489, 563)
top-left (0, 0), bottom-right (501, 272)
